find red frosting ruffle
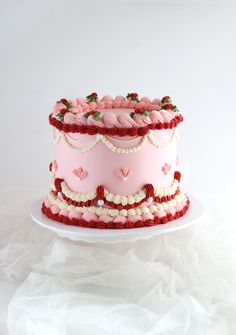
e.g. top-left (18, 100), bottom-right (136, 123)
top-left (49, 113), bottom-right (183, 136)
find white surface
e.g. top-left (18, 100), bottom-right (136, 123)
top-left (0, 188), bottom-right (235, 335)
top-left (0, 0), bottom-right (236, 194)
top-left (30, 195), bottom-right (204, 243)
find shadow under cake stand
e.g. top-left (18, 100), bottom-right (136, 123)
top-left (30, 195), bottom-right (205, 244)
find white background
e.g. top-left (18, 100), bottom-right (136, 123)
top-left (1, 2), bottom-right (236, 334)
top-left (1, 0), bottom-right (236, 195)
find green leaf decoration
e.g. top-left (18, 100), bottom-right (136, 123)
top-left (92, 112), bottom-right (101, 121)
top-left (86, 93), bottom-right (98, 102)
top-left (142, 110), bottom-right (150, 116)
top-left (58, 113), bottom-right (65, 121)
top-left (130, 112), bottom-right (135, 118)
top-left (161, 97), bottom-right (172, 104)
top-left (89, 96), bottom-right (97, 102)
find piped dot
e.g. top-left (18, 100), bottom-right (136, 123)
top-left (96, 134), bottom-right (103, 141)
top-left (97, 199), bottom-right (104, 206)
top-left (57, 192), bottom-right (62, 199)
top-left (147, 197), bottom-right (153, 203)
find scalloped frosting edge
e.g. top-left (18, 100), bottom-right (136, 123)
top-left (52, 171), bottom-right (181, 206)
top-left (42, 194), bottom-right (190, 229)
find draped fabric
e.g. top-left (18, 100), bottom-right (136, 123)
top-left (0, 188), bottom-right (236, 335)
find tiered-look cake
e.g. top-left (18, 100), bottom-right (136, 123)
top-left (42, 93), bottom-right (190, 229)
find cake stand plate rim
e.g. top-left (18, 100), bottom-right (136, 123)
top-left (30, 195), bottom-right (205, 243)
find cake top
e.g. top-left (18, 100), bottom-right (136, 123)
top-left (49, 93), bottom-right (183, 136)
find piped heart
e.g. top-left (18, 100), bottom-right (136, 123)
top-left (73, 167), bottom-right (88, 181)
top-left (162, 163), bottom-right (171, 175)
top-left (117, 167), bottom-right (133, 181)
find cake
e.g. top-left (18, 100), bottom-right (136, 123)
top-left (42, 93), bottom-right (190, 229)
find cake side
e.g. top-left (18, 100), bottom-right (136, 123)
top-left (53, 128), bottom-right (178, 195)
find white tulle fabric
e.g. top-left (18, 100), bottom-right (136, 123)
top-left (0, 188), bottom-right (236, 335)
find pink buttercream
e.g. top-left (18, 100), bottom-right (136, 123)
top-left (128, 101), bottom-right (138, 109)
top-left (75, 114), bottom-right (88, 126)
top-left (64, 113), bottom-right (76, 125)
top-left (175, 202), bottom-right (183, 212)
top-left (96, 101), bottom-right (106, 109)
top-left (70, 100), bottom-right (78, 108)
top-left (102, 113), bottom-right (119, 128)
top-left (52, 95), bottom-right (181, 128)
top-left (80, 103), bottom-right (90, 113)
top-left (87, 115), bottom-right (104, 128)
top-left (76, 97), bottom-right (86, 104)
top-left (69, 210), bottom-right (82, 219)
top-left (155, 210), bottom-right (166, 218)
top-left (44, 199), bottom-right (51, 208)
top-left (104, 101), bottom-right (113, 109)
top-left (55, 129), bottom-right (177, 195)
top-left (141, 115), bottom-right (152, 125)
top-left (133, 114), bottom-right (151, 126)
top-left (51, 205), bottom-right (60, 214)
top-left (73, 167), bottom-right (88, 181)
top-left (153, 104), bottom-right (162, 111)
top-left (76, 105), bottom-right (84, 113)
top-left (113, 100), bottom-right (123, 108)
top-left (70, 106), bottom-right (79, 114)
top-left (82, 212), bottom-right (98, 222)
top-left (117, 113), bottom-right (137, 128)
top-left (159, 110), bottom-right (173, 123)
top-left (152, 98), bottom-right (161, 105)
top-left (166, 207), bottom-right (176, 216)
top-left (128, 215), bottom-right (142, 222)
top-left (117, 167), bottom-right (133, 180)
top-left (140, 97), bottom-right (151, 103)
top-left (115, 95), bottom-right (125, 101)
top-left (59, 209), bottom-right (69, 217)
top-left (149, 110), bottom-right (165, 123)
top-left (162, 163), bottom-right (171, 175)
top-left (99, 214), bottom-right (114, 223)
top-left (120, 100), bottom-right (131, 108)
top-left (53, 102), bottom-right (65, 116)
top-left (142, 213), bottom-right (154, 220)
top-left (113, 215), bottom-right (126, 223)
top-left (101, 95), bottom-right (113, 101)
top-left (88, 102), bottom-right (98, 111)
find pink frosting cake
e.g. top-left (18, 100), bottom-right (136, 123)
top-left (42, 93), bottom-right (190, 229)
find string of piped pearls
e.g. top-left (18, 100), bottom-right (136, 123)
top-left (53, 128), bottom-right (179, 154)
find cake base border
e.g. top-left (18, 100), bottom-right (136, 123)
top-left (30, 195), bottom-right (204, 243)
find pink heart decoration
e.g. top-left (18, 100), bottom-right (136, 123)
top-left (73, 167), bottom-right (88, 181)
top-left (162, 163), bottom-right (171, 175)
top-left (117, 167), bottom-right (133, 181)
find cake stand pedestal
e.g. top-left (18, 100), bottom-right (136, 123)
top-left (30, 195), bottom-right (205, 244)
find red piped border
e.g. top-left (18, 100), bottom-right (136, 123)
top-left (49, 114), bottom-right (183, 136)
top-left (41, 198), bottom-right (190, 229)
top-left (54, 171), bottom-right (181, 210)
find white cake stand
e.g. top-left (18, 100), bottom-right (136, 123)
top-left (30, 195), bottom-right (205, 244)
